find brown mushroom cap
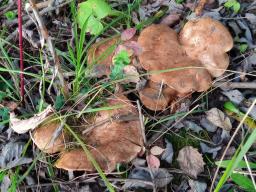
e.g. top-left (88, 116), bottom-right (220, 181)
top-left (55, 95), bottom-right (144, 172)
top-left (139, 81), bottom-right (177, 111)
top-left (179, 17), bottom-right (233, 77)
top-left (138, 24), bottom-right (212, 94)
top-left (32, 119), bottom-right (67, 154)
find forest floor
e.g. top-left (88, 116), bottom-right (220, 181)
top-left (0, 0), bottom-right (256, 191)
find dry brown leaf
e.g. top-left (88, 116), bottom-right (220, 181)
top-left (150, 146), bottom-right (165, 156)
top-left (10, 105), bottom-right (54, 134)
top-left (177, 146), bottom-right (205, 179)
top-left (160, 13), bottom-right (181, 26)
top-left (121, 28), bottom-right (136, 41)
top-left (123, 65), bottom-right (140, 83)
top-left (206, 108), bottom-right (232, 131)
top-left (146, 154), bottom-right (160, 169)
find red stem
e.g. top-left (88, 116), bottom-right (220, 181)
top-left (18, 0), bottom-right (24, 101)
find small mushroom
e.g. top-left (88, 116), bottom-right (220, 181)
top-left (138, 24), bottom-right (212, 94)
top-left (55, 95), bottom-right (144, 172)
top-left (179, 17), bottom-right (233, 77)
top-left (32, 119), bottom-right (67, 154)
top-left (139, 81), bottom-right (177, 111)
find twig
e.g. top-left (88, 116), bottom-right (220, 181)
top-left (137, 100), bottom-right (147, 145)
top-left (18, 0), bottom-right (25, 100)
top-left (213, 81), bottom-right (256, 89)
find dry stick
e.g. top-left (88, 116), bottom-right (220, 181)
top-left (28, 0), bottom-right (69, 99)
top-left (137, 100), bottom-right (147, 145)
top-left (210, 98), bottom-right (256, 192)
top-left (213, 81), bottom-right (256, 89)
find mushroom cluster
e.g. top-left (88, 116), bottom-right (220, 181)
top-left (88, 17), bottom-right (233, 111)
top-left (31, 17), bottom-right (233, 172)
top-left (33, 95), bottom-right (144, 172)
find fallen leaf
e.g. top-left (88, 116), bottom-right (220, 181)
top-left (123, 167), bottom-right (152, 189)
top-left (132, 158), bottom-right (146, 167)
top-left (10, 105), bottom-right (54, 134)
top-left (152, 168), bottom-right (173, 188)
top-left (222, 90), bottom-right (244, 105)
top-left (123, 41), bottom-right (142, 56)
top-left (200, 117), bottom-right (217, 132)
top-left (200, 142), bottom-right (221, 159)
top-left (161, 139), bottom-right (174, 164)
top-left (188, 179), bottom-right (207, 192)
top-left (146, 154), bottom-right (160, 169)
top-left (206, 108), bottom-right (232, 131)
top-left (177, 146), bottom-right (205, 179)
top-left (123, 65), bottom-right (140, 83)
top-left (160, 13), bottom-right (181, 26)
top-left (121, 28), bottom-right (136, 41)
top-left (177, 120), bottom-right (203, 133)
top-left (0, 142), bottom-right (32, 169)
top-left (123, 167), bottom-right (173, 189)
top-left (150, 146), bottom-right (165, 156)
top-left (0, 101), bottom-right (18, 111)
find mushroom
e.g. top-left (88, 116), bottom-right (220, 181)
top-left (138, 24), bottom-right (212, 95)
top-left (32, 119), bottom-right (67, 154)
top-left (179, 17), bottom-right (233, 77)
top-left (55, 95), bottom-right (144, 172)
top-left (139, 80), bottom-right (177, 111)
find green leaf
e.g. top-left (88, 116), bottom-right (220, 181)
top-left (239, 43), bottom-right (248, 53)
top-left (216, 160), bottom-right (256, 169)
top-left (86, 15), bottom-right (104, 35)
top-left (231, 173), bottom-right (255, 192)
top-left (113, 50), bottom-right (130, 66)
top-left (224, 101), bottom-right (241, 114)
top-left (77, 0), bottom-right (112, 35)
top-left (0, 107), bottom-right (9, 121)
top-left (110, 50), bottom-right (131, 80)
top-left (224, 0), bottom-right (240, 13)
top-left (77, 3), bottom-right (93, 29)
top-left (233, 2), bottom-right (241, 13)
top-left (110, 63), bottom-right (125, 80)
top-left (85, 0), bottom-right (112, 19)
top-left (4, 11), bottom-right (16, 20)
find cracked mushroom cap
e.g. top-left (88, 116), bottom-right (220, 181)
top-left (55, 95), bottom-right (144, 172)
top-left (139, 80), bottom-right (177, 111)
top-left (32, 119), bottom-right (67, 154)
top-left (138, 24), bottom-right (212, 94)
top-left (179, 17), bottom-right (233, 77)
